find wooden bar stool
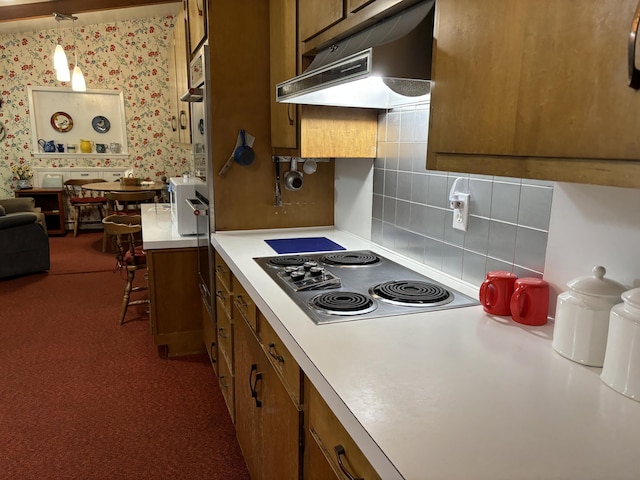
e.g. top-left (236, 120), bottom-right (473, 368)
top-left (102, 214), bottom-right (148, 324)
top-left (103, 191), bottom-right (156, 252)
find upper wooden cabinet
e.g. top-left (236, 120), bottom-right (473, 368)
top-left (299, 0), bottom-right (422, 55)
top-left (298, 0), bottom-right (344, 42)
top-left (167, 7), bottom-right (192, 146)
top-left (186, 0), bottom-right (207, 55)
top-left (270, 0), bottom-right (298, 150)
top-left (427, 0), bottom-right (640, 188)
top-left (269, 0), bottom-right (378, 157)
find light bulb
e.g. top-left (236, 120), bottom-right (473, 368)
top-left (53, 44), bottom-right (70, 81)
top-left (56, 61), bottom-right (70, 82)
top-left (72, 65), bottom-right (86, 92)
top-left (53, 44), bottom-right (67, 70)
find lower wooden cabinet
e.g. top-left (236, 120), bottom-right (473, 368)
top-left (234, 313), bottom-right (302, 480)
top-left (147, 247), bottom-right (204, 357)
top-left (208, 249), bottom-right (381, 479)
top-left (304, 379), bottom-right (381, 480)
top-left (15, 188), bottom-right (65, 235)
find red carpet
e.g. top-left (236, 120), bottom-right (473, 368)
top-left (0, 232), bottom-right (249, 479)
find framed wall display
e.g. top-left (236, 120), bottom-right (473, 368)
top-left (27, 86), bottom-right (128, 158)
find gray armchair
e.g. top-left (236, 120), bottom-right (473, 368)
top-left (0, 197), bottom-right (50, 279)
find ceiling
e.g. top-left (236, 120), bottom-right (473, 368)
top-left (0, 0), bottom-right (181, 34)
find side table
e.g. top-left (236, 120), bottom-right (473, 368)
top-left (15, 188), bottom-right (66, 235)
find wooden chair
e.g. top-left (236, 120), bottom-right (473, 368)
top-left (63, 178), bottom-right (108, 237)
top-left (105, 191), bottom-right (156, 215)
top-left (103, 214), bottom-right (148, 325)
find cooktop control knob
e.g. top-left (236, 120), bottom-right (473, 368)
top-left (309, 266), bottom-right (325, 277)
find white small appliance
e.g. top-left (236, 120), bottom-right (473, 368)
top-left (169, 176), bottom-right (207, 235)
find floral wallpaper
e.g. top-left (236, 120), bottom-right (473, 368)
top-left (0, 14), bottom-right (191, 198)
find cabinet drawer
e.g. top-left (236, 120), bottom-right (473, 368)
top-left (202, 300), bottom-right (217, 372)
top-left (217, 303), bottom-right (234, 371)
top-left (217, 352), bottom-right (235, 422)
top-left (69, 171), bottom-right (102, 180)
top-left (102, 171), bottom-right (124, 181)
top-left (260, 314), bottom-right (302, 407)
top-left (308, 382), bottom-right (381, 480)
top-left (214, 251), bottom-right (232, 292)
top-left (215, 284), bottom-right (232, 319)
top-left (232, 276), bottom-right (257, 332)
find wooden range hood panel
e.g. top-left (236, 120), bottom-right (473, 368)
top-left (0, 0), bottom-right (179, 23)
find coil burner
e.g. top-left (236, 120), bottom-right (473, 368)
top-left (268, 255), bottom-right (313, 268)
top-left (309, 292), bottom-right (377, 316)
top-left (321, 251), bottom-right (381, 266)
top-left (370, 280), bottom-right (453, 307)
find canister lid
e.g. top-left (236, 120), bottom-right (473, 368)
top-left (566, 266), bottom-right (626, 298)
top-left (621, 287), bottom-right (640, 309)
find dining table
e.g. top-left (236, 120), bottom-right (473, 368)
top-left (82, 180), bottom-right (166, 193)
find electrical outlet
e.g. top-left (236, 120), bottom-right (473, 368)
top-left (452, 193), bottom-right (469, 231)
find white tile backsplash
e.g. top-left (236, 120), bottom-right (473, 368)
top-left (372, 104), bottom-right (553, 286)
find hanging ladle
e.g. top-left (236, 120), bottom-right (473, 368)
top-left (284, 158), bottom-right (303, 191)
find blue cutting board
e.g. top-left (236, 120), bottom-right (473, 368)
top-left (265, 237), bottom-right (346, 254)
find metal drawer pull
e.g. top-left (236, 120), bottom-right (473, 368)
top-left (215, 265), bottom-right (226, 274)
top-left (215, 289), bottom-right (226, 300)
top-left (218, 327), bottom-right (228, 339)
top-left (629, 1), bottom-right (640, 88)
top-left (334, 445), bottom-right (364, 480)
top-left (236, 294), bottom-right (248, 308)
top-left (219, 374), bottom-right (228, 388)
top-left (209, 342), bottom-right (216, 363)
top-left (268, 343), bottom-right (285, 363)
top-left (249, 364), bottom-right (263, 408)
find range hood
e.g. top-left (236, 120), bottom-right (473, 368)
top-left (276, 0), bottom-right (435, 109)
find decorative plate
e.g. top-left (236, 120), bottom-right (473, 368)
top-left (50, 111), bottom-right (73, 133)
top-left (92, 115), bottom-right (111, 133)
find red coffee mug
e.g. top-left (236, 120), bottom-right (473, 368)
top-left (479, 271), bottom-right (518, 316)
top-left (510, 278), bottom-right (550, 326)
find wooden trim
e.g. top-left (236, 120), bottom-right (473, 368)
top-left (0, 0), bottom-right (179, 22)
top-left (301, 0), bottom-right (422, 55)
top-left (429, 153), bottom-right (640, 189)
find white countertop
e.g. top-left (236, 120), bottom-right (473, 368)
top-left (141, 204), bottom-right (204, 249)
top-left (212, 226), bottom-right (640, 480)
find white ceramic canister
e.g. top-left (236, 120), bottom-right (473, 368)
top-left (601, 288), bottom-right (640, 401)
top-left (552, 266), bottom-right (626, 366)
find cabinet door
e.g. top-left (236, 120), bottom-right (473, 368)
top-left (429, 0), bottom-right (525, 156)
top-left (167, 27), bottom-right (180, 142)
top-left (147, 248), bottom-right (204, 355)
top-left (186, 0), bottom-right (207, 54)
top-left (429, 0), bottom-right (640, 186)
top-left (514, 0), bottom-right (640, 160)
top-left (261, 359), bottom-right (301, 480)
top-left (270, 0), bottom-right (298, 150)
top-left (298, 0), bottom-right (344, 41)
top-left (173, 8), bottom-right (192, 145)
top-left (234, 315), bottom-right (264, 480)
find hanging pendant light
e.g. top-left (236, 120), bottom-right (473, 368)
top-left (52, 14), bottom-right (70, 81)
top-left (71, 17), bottom-right (86, 92)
